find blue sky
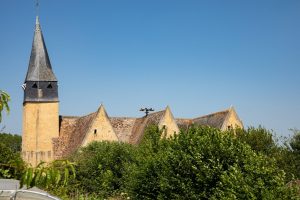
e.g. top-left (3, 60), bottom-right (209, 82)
top-left (0, 0), bottom-right (299, 137)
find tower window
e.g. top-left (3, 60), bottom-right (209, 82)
top-left (47, 83), bottom-right (52, 88)
top-left (94, 129), bottom-right (97, 135)
top-left (32, 83), bottom-right (37, 88)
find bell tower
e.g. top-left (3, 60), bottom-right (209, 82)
top-left (22, 16), bottom-right (59, 166)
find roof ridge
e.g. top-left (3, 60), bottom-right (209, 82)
top-left (110, 116), bottom-right (138, 120)
top-left (176, 118), bottom-right (192, 120)
top-left (147, 109), bottom-right (165, 116)
top-left (60, 115), bottom-right (80, 119)
top-left (61, 111), bottom-right (97, 119)
top-left (193, 108), bottom-right (230, 120)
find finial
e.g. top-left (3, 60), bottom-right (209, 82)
top-left (36, 16), bottom-right (39, 25)
top-left (35, 0), bottom-right (40, 17)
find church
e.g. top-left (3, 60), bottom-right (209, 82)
top-left (22, 17), bottom-right (243, 166)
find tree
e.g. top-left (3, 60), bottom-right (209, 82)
top-left (0, 90), bottom-right (10, 122)
top-left (0, 133), bottom-right (22, 152)
top-left (0, 133), bottom-right (24, 179)
top-left (234, 127), bottom-right (300, 182)
top-left (234, 126), bottom-right (277, 155)
top-left (68, 141), bottom-right (136, 198)
top-left (290, 129), bottom-right (300, 153)
top-left (124, 126), bottom-right (299, 200)
top-left (0, 142), bottom-right (25, 179)
top-left (281, 128), bottom-right (300, 180)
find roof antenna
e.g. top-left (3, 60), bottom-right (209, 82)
top-left (140, 107), bottom-right (154, 117)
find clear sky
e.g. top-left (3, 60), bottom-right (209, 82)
top-left (0, 0), bottom-right (299, 137)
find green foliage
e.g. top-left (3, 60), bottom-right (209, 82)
top-left (279, 129), bottom-right (300, 181)
top-left (124, 126), bottom-right (299, 200)
top-left (235, 127), bottom-right (300, 182)
top-left (0, 143), bottom-right (15, 164)
top-left (0, 90), bottom-right (10, 122)
top-left (0, 134), bottom-right (24, 179)
top-left (20, 160), bottom-right (75, 190)
top-left (11, 125), bottom-right (297, 199)
top-left (0, 133), bottom-right (22, 152)
top-left (235, 126), bottom-right (277, 155)
top-left (68, 141), bottom-right (136, 198)
top-left (290, 129), bottom-right (300, 153)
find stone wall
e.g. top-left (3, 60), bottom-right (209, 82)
top-left (22, 102), bottom-right (59, 166)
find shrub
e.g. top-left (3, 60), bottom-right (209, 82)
top-left (0, 134), bottom-right (25, 179)
top-left (69, 141), bottom-right (136, 198)
top-left (20, 160), bottom-right (75, 190)
top-left (235, 127), bottom-right (300, 182)
top-left (124, 126), bottom-right (299, 199)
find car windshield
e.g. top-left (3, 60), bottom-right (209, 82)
top-left (15, 191), bottom-right (56, 200)
top-left (0, 190), bottom-right (59, 200)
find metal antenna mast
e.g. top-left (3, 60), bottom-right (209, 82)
top-left (140, 108), bottom-right (154, 117)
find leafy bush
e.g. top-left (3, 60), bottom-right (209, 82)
top-left (235, 126), bottom-right (277, 155)
top-left (235, 127), bottom-right (300, 182)
top-left (124, 126), bottom-right (299, 199)
top-left (20, 160), bottom-right (76, 191)
top-left (0, 90), bottom-right (10, 122)
top-left (290, 129), bottom-right (300, 153)
top-left (0, 133), bottom-right (22, 152)
top-left (23, 125), bottom-right (298, 199)
top-left (281, 129), bottom-right (300, 181)
top-left (68, 141), bottom-right (136, 198)
top-left (0, 133), bottom-right (24, 179)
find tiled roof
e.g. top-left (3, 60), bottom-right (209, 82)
top-left (129, 110), bottom-right (165, 144)
top-left (175, 118), bottom-right (193, 130)
top-left (110, 117), bottom-right (137, 143)
top-left (175, 109), bottom-right (231, 130)
top-left (54, 107), bottom-right (238, 159)
top-left (53, 112), bottom-right (96, 158)
top-left (192, 110), bottom-right (230, 129)
top-left (54, 110), bottom-right (166, 157)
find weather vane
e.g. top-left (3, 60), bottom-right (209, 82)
top-left (35, 0), bottom-right (40, 16)
top-left (140, 108), bottom-right (154, 117)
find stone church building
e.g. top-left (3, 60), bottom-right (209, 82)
top-left (22, 17), bottom-right (243, 166)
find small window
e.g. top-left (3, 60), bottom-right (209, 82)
top-left (47, 83), bottom-right (52, 88)
top-left (94, 129), bottom-right (97, 135)
top-left (32, 83), bottom-right (37, 88)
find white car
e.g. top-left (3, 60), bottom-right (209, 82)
top-left (0, 179), bottom-right (60, 200)
top-left (0, 190), bottom-right (60, 200)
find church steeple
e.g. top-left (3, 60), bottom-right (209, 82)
top-left (23, 16), bottom-right (58, 102)
top-left (22, 15), bottom-right (60, 166)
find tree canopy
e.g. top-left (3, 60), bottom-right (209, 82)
top-left (0, 90), bottom-right (10, 123)
top-left (124, 126), bottom-right (298, 200)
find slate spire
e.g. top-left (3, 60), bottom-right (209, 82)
top-left (25, 16), bottom-right (57, 82)
top-left (23, 16), bottom-right (58, 102)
